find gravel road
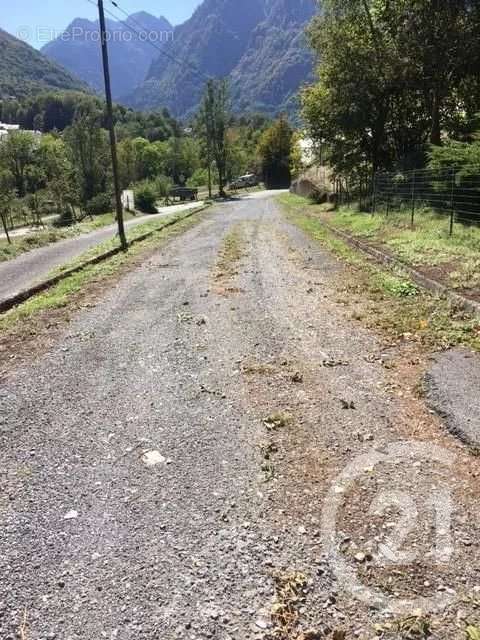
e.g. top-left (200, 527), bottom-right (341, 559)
top-left (0, 202), bottom-right (202, 304)
top-left (1, 192), bottom-right (479, 639)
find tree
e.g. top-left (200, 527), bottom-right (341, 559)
top-left (200, 80), bottom-right (230, 197)
top-left (0, 170), bottom-right (16, 244)
top-left (195, 103), bottom-right (214, 197)
top-left (0, 131), bottom-right (38, 197)
top-left (64, 103), bottom-right (110, 208)
top-left (38, 134), bottom-right (76, 216)
top-left (117, 138), bottom-right (137, 189)
top-left (302, 0), bottom-right (480, 180)
top-left (164, 137), bottom-right (200, 185)
top-left (257, 116), bottom-right (294, 189)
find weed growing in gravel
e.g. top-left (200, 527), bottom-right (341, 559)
top-left (393, 614), bottom-right (431, 638)
top-left (271, 571), bottom-right (308, 638)
top-left (374, 272), bottom-right (419, 298)
top-left (263, 412), bottom-right (292, 431)
top-left (214, 226), bottom-right (246, 280)
top-left (466, 625), bottom-right (480, 640)
top-left (259, 442), bottom-right (278, 482)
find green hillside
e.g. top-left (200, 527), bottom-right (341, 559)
top-left (0, 28), bottom-right (87, 100)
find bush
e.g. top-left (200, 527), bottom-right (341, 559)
top-left (154, 175), bottom-right (173, 199)
top-left (187, 168), bottom-right (209, 188)
top-left (85, 193), bottom-right (112, 216)
top-left (134, 181), bottom-right (157, 213)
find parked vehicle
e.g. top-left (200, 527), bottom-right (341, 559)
top-left (229, 174), bottom-right (259, 190)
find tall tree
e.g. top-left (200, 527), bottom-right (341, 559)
top-left (39, 134), bottom-right (76, 215)
top-left (0, 131), bottom-right (38, 197)
top-left (257, 116), bottom-right (294, 189)
top-left (64, 103), bottom-right (109, 207)
top-left (303, 0), bottom-right (480, 179)
top-left (200, 80), bottom-right (230, 197)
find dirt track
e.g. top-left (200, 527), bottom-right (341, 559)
top-left (1, 191), bottom-right (479, 639)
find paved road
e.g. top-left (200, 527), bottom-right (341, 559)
top-left (1, 191), bottom-right (478, 638)
top-left (0, 201), bottom-right (203, 303)
top-left (426, 347), bottom-right (480, 446)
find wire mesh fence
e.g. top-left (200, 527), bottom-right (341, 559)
top-left (371, 167), bottom-right (480, 234)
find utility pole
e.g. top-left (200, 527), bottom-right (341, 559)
top-left (97, 0), bottom-right (128, 251)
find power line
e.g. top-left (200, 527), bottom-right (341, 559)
top-left (83, 0), bottom-right (212, 83)
top-left (110, 0), bottom-right (211, 81)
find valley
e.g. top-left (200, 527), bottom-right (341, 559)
top-left (1, 2), bottom-right (480, 639)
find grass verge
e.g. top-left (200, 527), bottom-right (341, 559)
top-left (278, 193), bottom-right (480, 352)
top-left (0, 210), bottom-right (137, 263)
top-left (288, 193), bottom-right (480, 293)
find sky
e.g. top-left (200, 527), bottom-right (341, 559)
top-left (2, 0), bottom-right (200, 48)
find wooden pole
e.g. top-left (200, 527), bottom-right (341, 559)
top-left (98, 0), bottom-right (127, 251)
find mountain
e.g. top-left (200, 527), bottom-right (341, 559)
top-left (0, 28), bottom-right (87, 99)
top-left (230, 0), bottom-right (316, 114)
top-left (42, 13), bottom-right (173, 100)
top-left (125, 0), bottom-right (316, 117)
top-left (124, 0), bottom-right (316, 117)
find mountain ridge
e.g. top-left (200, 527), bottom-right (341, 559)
top-left (125, 0), bottom-right (316, 117)
top-left (42, 13), bottom-right (173, 99)
top-left (38, 1), bottom-right (317, 118)
top-left (0, 28), bottom-right (88, 100)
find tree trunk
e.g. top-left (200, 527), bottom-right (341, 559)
top-left (0, 210), bottom-right (11, 244)
top-left (430, 89), bottom-right (442, 146)
top-left (207, 162), bottom-right (212, 199)
top-left (218, 169), bottom-right (225, 198)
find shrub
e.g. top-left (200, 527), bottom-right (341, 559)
top-left (187, 168), bottom-right (209, 188)
top-left (85, 193), bottom-right (112, 216)
top-left (154, 175), bottom-right (173, 199)
top-left (134, 181), bottom-right (157, 213)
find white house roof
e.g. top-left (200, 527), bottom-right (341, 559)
top-left (0, 122), bottom-right (20, 131)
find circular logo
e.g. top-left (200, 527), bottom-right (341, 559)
top-left (321, 441), bottom-right (457, 614)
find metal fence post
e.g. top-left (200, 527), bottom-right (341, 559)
top-left (371, 172), bottom-right (377, 214)
top-left (449, 167), bottom-right (455, 236)
top-left (410, 170), bottom-right (416, 229)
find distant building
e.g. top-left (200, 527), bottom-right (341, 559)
top-left (0, 123), bottom-right (42, 140)
top-left (0, 122), bottom-right (20, 139)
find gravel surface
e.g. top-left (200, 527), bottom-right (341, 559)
top-left (426, 347), bottom-right (480, 447)
top-left (1, 192), bottom-right (479, 639)
top-left (0, 202), bottom-right (202, 304)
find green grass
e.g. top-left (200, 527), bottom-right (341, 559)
top-left (279, 193), bottom-right (480, 292)
top-left (50, 211), bottom-right (188, 277)
top-left (0, 209), bottom-right (205, 335)
top-left (331, 203), bottom-right (480, 290)
top-left (278, 193), bottom-right (480, 352)
top-left (0, 210), bottom-right (138, 263)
